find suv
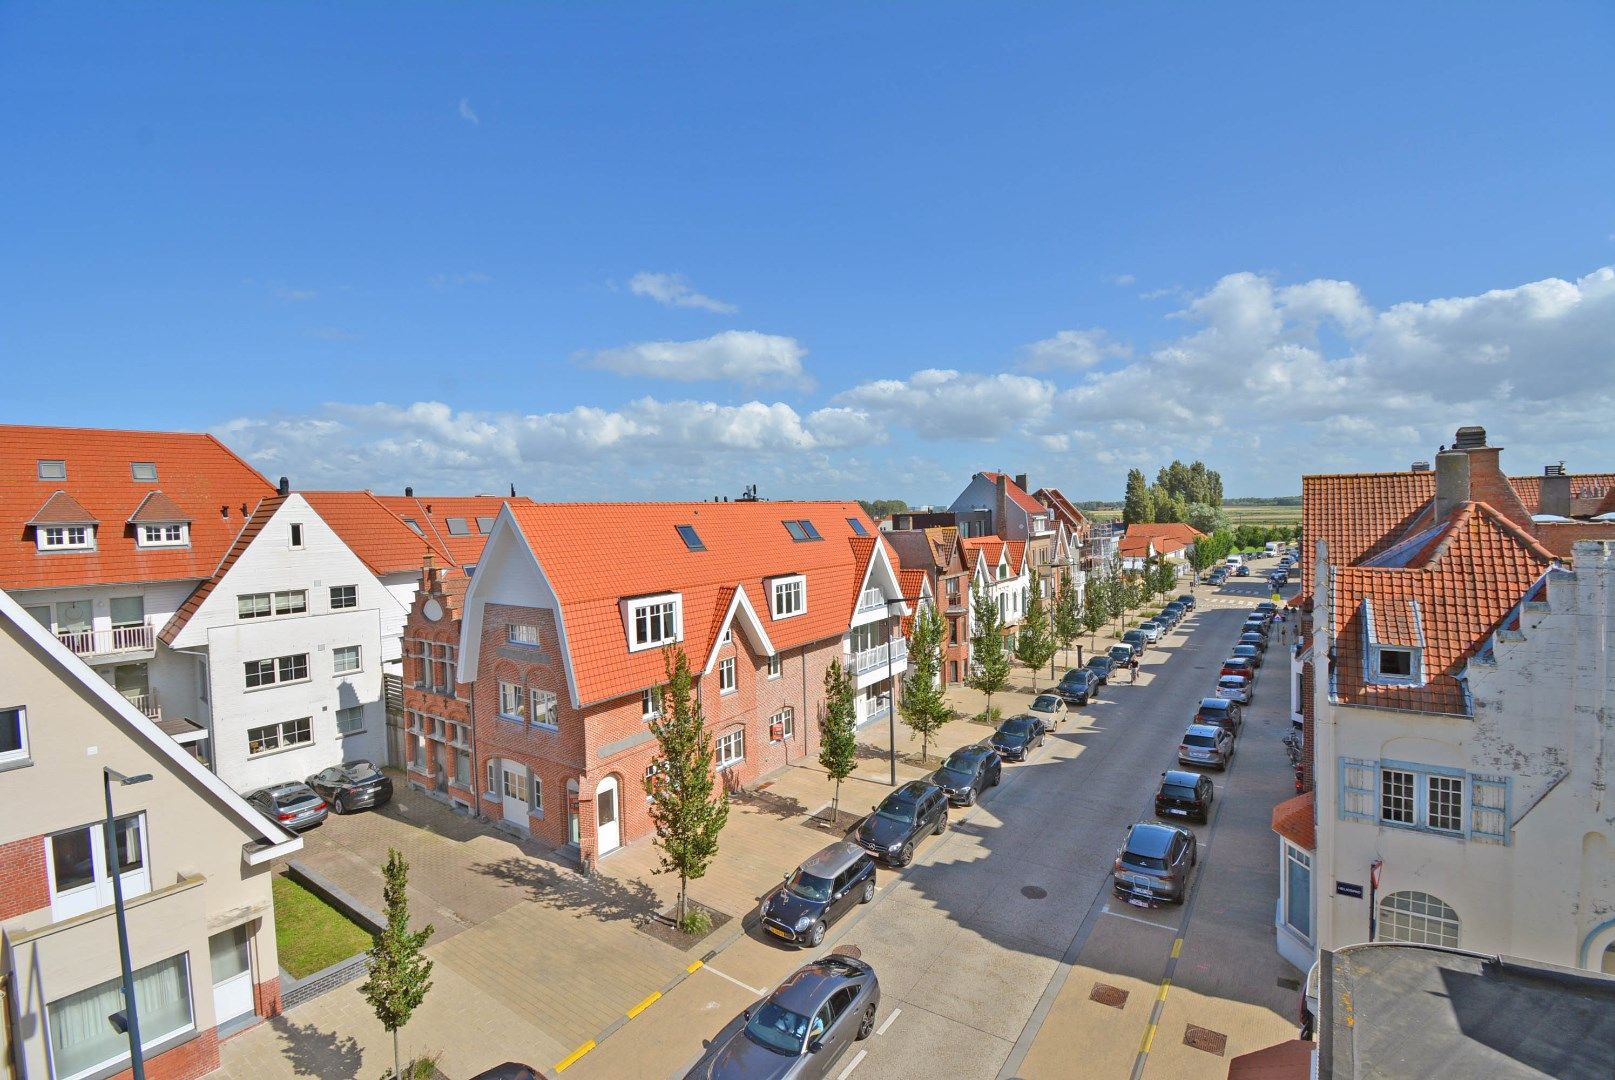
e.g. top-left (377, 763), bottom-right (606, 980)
top-left (1085, 655), bottom-right (1115, 685)
top-left (1113, 823), bottom-right (1198, 907)
top-left (990, 715), bottom-right (1046, 762)
top-left (1220, 656), bottom-right (1256, 680)
top-left (932, 744), bottom-right (1002, 806)
top-left (1179, 724), bottom-right (1234, 770)
top-left (1054, 668), bottom-right (1097, 705)
top-left (1176, 594), bottom-right (1196, 611)
top-left (759, 841), bottom-right (878, 947)
top-left (856, 781), bottom-right (948, 866)
top-left (1193, 697), bottom-right (1242, 735)
top-left (1216, 673), bottom-right (1252, 703)
top-left (1155, 770), bottom-right (1215, 824)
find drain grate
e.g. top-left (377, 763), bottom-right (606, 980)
top-left (1276, 976), bottom-right (1301, 991)
top-left (1184, 1025), bottom-right (1228, 1056)
top-left (1021, 885), bottom-right (1048, 900)
top-left (1090, 983), bottom-right (1128, 1009)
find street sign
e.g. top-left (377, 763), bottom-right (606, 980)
top-left (1271, 592), bottom-right (1282, 603)
top-left (1336, 881), bottom-right (1364, 898)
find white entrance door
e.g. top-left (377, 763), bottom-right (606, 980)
top-left (596, 776), bottom-right (621, 854)
top-left (209, 926), bottom-right (255, 1027)
top-left (501, 764), bottom-right (529, 826)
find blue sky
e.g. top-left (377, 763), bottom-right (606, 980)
top-left (5, 3), bottom-right (1614, 504)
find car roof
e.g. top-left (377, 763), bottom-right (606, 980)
top-left (1218, 674), bottom-right (1249, 684)
top-left (945, 743), bottom-right (991, 762)
top-left (1233, 644), bottom-right (1258, 652)
top-left (799, 841), bottom-right (868, 878)
top-left (889, 780), bottom-right (936, 800)
top-left (1032, 693), bottom-right (1061, 702)
top-left (1196, 697), bottom-right (1231, 710)
top-left (1126, 822), bottom-right (1183, 855)
top-left (1185, 723), bottom-right (1223, 737)
top-left (771, 955), bottom-right (871, 1013)
top-left (1162, 769), bottom-right (1203, 786)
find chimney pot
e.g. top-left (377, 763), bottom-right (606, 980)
top-left (1453, 425), bottom-right (1487, 450)
top-left (1433, 448), bottom-right (1471, 520)
top-left (277, 476), bottom-right (290, 496)
top-left (405, 486), bottom-right (414, 497)
top-left (1540, 468), bottom-right (1573, 517)
top-left (1411, 461), bottom-right (1431, 473)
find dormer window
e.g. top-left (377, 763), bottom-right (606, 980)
top-left (137, 523), bottom-right (188, 548)
top-left (1371, 646), bottom-right (1420, 684)
top-left (771, 575), bottom-right (806, 619)
top-left (623, 593), bottom-right (682, 652)
top-left (39, 525), bottom-right (94, 551)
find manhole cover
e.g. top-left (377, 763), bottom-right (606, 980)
top-left (830, 944), bottom-right (862, 960)
top-left (1276, 976), bottom-right (1301, 991)
top-left (1090, 984), bottom-right (1128, 1008)
top-left (1021, 885), bottom-right (1048, 900)
top-left (1184, 1025), bottom-right (1228, 1056)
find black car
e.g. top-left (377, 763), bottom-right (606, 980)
top-left (1085, 655), bottom-right (1115, 685)
top-left (759, 842), bottom-right (877, 947)
top-left (1176, 594), bottom-right (1196, 611)
top-left (685, 955), bottom-right (881, 1080)
top-left (1235, 564), bottom-right (1251, 577)
top-left (856, 781), bottom-right (948, 866)
top-left (1054, 668), bottom-right (1097, 705)
top-left (1255, 601), bottom-right (1278, 616)
top-left (932, 744), bottom-right (1002, 806)
top-left (1161, 604), bottom-right (1186, 624)
top-left (989, 715), bottom-right (1046, 762)
top-left (1113, 822), bottom-right (1198, 907)
top-left (1121, 629), bottom-right (1149, 654)
top-left (1108, 643), bottom-right (1136, 667)
top-left (1155, 770), bottom-right (1215, 824)
top-left (306, 760), bottom-right (393, 814)
top-left (1193, 696), bottom-right (1242, 735)
top-left (1242, 618), bottom-right (1268, 637)
top-left (1239, 631), bottom-right (1268, 654)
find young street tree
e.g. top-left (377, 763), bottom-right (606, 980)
top-left (360, 848), bottom-right (435, 1080)
top-left (1081, 575), bottom-right (1109, 647)
top-left (819, 658), bottom-right (858, 823)
top-left (645, 648), bottom-right (730, 930)
top-left (1014, 582), bottom-right (1057, 690)
top-left (966, 580), bottom-right (1011, 716)
top-left (899, 603), bottom-right (953, 761)
top-left (1053, 573), bottom-right (1083, 667)
top-left (1150, 557), bottom-right (1177, 601)
top-left (1105, 561), bottom-right (1131, 633)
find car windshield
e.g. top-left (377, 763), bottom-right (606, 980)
top-left (876, 800), bottom-right (918, 824)
top-left (744, 1000), bottom-right (811, 1054)
top-left (1234, 647), bottom-right (1256, 656)
top-left (1031, 696), bottom-right (1059, 711)
top-left (1087, 659), bottom-right (1107, 669)
top-left (1121, 850), bottom-right (1167, 871)
top-left (1002, 718), bottom-right (1034, 736)
top-left (1161, 784), bottom-right (1198, 800)
top-left (1109, 648), bottom-right (1129, 659)
top-left (935, 765), bottom-right (971, 786)
top-left (786, 870), bottom-right (834, 902)
top-left (1184, 733), bottom-right (1217, 748)
top-left (941, 750), bottom-right (978, 772)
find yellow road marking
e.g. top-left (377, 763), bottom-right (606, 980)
top-left (1140, 1024), bottom-right (1157, 1053)
top-left (1171, 937), bottom-right (1183, 958)
top-left (627, 991), bottom-right (662, 1018)
top-left (1157, 980), bottom-right (1171, 1002)
top-left (554, 1040), bottom-right (596, 1073)
top-left (687, 960), bottom-right (705, 973)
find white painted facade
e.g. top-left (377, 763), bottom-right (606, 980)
top-left (1305, 540), bottom-right (1615, 975)
top-left (167, 495), bottom-right (401, 791)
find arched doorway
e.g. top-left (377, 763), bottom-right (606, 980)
top-left (596, 775), bottom-right (621, 855)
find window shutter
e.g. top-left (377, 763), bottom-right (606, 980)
top-left (1339, 757), bottom-right (1377, 821)
top-left (1470, 774), bottom-right (1510, 844)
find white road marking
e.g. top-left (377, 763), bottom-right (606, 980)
top-left (1100, 904), bottom-right (1178, 930)
top-left (700, 965), bottom-right (765, 996)
top-left (837, 1049), bottom-right (868, 1079)
top-left (877, 1007), bottom-right (902, 1036)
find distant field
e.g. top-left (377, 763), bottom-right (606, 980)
top-left (1084, 501), bottom-right (1302, 527)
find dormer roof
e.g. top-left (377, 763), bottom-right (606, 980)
top-left (28, 490), bottom-right (98, 526)
top-left (127, 490), bottom-right (192, 525)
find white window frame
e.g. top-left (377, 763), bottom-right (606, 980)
top-left (38, 525), bottom-right (94, 551)
top-left (332, 645), bottom-right (361, 675)
top-left (1378, 891), bottom-right (1460, 948)
top-left (45, 813), bottom-right (150, 920)
top-left (136, 523), bottom-right (188, 548)
top-left (486, 759), bottom-right (499, 797)
top-left (130, 461), bottom-right (158, 481)
top-left (530, 687), bottom-right (559, 729)
top-left (767, 653), bottom-right (782, 679)
top-left (329, 584), bottom-right (357, 610)
top-left (718, 657), bottom-right (737, 694)
top-left (289, 522), bottom-right (304, 549)
top-left (244, 653), bottom-right (310, 690)
top-left (498, 682), bottom-right (527, 722)
top-left (1369, 644), bottom-right (1421, 686)
top-left (0, 705), bottom-right (29, 766)
top-left (642, 688), bottom-right (661, 722)
top-left (36, 459), bottom-right (66, 480)
top-left (239, 590), bottom-right (307, 619)
top-left (1282, 843), bottom-right (1312, 940)
top-left (502, 768), bottom-right (527, 803)
top-left (1380, 768), bottom-right (1415, 825)
top-left (45, 952), bottom-right (194, 1080)
top-left (720, 627), bottom-right (733, 647)
top-left (529, 773), bottom-right (543, 814)
top-left (770, 575), bottom-right (806, 620)
top-left (715, 729), bottom-right (744, 770)
top-left (624, 593), bottom-right (682, 652)
top-left (771, 706), bottom-right (795, 741)
top-left (246, 717), bottom-right (312, 756)
top-left (508, 623), bottom-right (540, 647)
top-left (335, 705), bottom-right (365, 736)
top-left (1426, 774), bottom-right (1465, 833)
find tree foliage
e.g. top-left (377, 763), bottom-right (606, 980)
top-left (1081, 574), bottom-right (1109, 645)
top-left (1014, 582), bottom-right (1057, 690)
top-left (819, 658), bottom-right (858, 822)
top-left (645, 648), bottom-right (730, 928)
top-left (857, 499), bottom-right (910, 520)
top-left (361, 848), bottom-right (435, 1080)
top-left (899, 604), bottom-right (952, 761)
top-left (1053, 573), bottom-right (1083, 664)
top-left (966, 580), bottom-right (1010, 713)
top-left (1123, 460), bottom-right (1226, 526)
top-left (1184, 501), bottom-right (1228, 535)
top-left (1122, 469), bottom-right (1154, 526)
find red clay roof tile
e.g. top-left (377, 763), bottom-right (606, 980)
top-left (1271, 791), bottom-right (1315, 851)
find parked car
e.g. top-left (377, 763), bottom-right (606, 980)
top-left (1179, 723), bottom-right (1234, 770)
top-left (1220, 656), bottom-right (1256, 679)
top-left (759, 841), bottom-right (877, 947)
top-left (1108, 643), bottom-right (1136, 667)
top-left (684, 954), bottom-right (880, 1080)
top-left (1121, 629), bottom-right (1149, 654)
top-left (990, 715), bottom-right (1047, 762)
top-left (1255, 601), bottom-right (1278, 616)
top-left (1216, 674), bottom-right (1252, 703)
top-left (1161, 604), bottom-right (1186, 624)
top-left (469, 1065), bottom-right (542, 1080)
top-left (1194, 697), bottom-right (1242, 735)
top-left (1235, 564), bottom-right (1251, 577)
top-left (1231, 643), bottom-right (1262, 668)
top-left (1155, 769), bottom-right (1215, 824)
top-left (1176, 594), bottom-right (1196, 611)
top-left (1029, 693), bottom-right (1068, 723)
top-left (1209, 570), bottom-right (1228, 585)
top-left (1112, 822), bottom-right (1198, 907)
top-left (1085, 655), bottom-right (1115, 685)
top-left (855, 781), bottom-right (949, 867)
top-left (246, 782), bottom-right (329, 831)
top-left (932, 743), bottom-right (1002, 806)
top-left (1239, 631), bottom-right (1268, 654)
top-left (1054, 668), bottom-right (1097, 705)
top-left (1138, 621), bottom-right (1164, 643)
top-left (305, 759), bottom-right (393, 814)
top-left (1242, 618), bottom-right (1269, 637)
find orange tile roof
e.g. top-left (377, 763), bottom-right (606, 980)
top-left (127, 490), bottom-right (192, 524)
top-left (1271, 791), bottom-right (1315, 851)
top-left (0, 425), bottom-right (275, 592)
top-left (1329, 502), bottom-right (1553, 715)
top-left (981, 472), bottom-right (1047, 516)
top-left (371, 494), bottom-right (525, 567)
top-left (959, 535), bottom-right (1028, 575)
top-left (158, 495), bottom-right (286, 645)
top-left (505, 501), bottom-right (883, 707)
top-left (27, 490), bottom-right (98, 525)
top-left (1033, 487), bottom-right (1089, 533)
top-left (1119, 522), bottom-right (1203, 558)
top-left (301, 491), bottom-right (456, 576)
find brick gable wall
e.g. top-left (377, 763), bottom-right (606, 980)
top-left (0, 834), bottom-right (48, 921)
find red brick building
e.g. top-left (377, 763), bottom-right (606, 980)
top-left (400, 556), bottom-right (480, 811)
top-left (456, 501), bottom-right (906, 868)
top-left (886, 526), bottom-right (973, 685)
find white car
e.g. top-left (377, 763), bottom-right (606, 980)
top-left (1216, 674), bottom-right (1252, 704)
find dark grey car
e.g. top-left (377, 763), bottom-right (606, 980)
top-left (306, 760), bottom-right (393, 814)
top-left (246, 781), bottom-right (329, 831)
top-left (855, 781), bottom-right (948, 866)
top-left (759, 842), bottom-right (877, 947)
top-left (932, 744), bottom-right (1002, 806)
top-left (685, 955), bottom-right (881, 1080)
top-left (989, 715), bottom-right (1045, 762)
top-left (1112, 822), bottom-right (1198, 907)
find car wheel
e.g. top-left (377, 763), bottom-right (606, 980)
top-left (963, 788), bottom-right (976, 806)
top-left (898, 842), bottom-right (914, 867)
top-left (861, 879), bottom-right (875, 904)
top-left (856, 1003), bottom-right (877, 1040)
top-left (331, 796), bottom-right (345, 815)
top-left (808, 921), bottom-right (826, 948)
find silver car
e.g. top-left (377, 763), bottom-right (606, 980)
top-left (246, 781), bottom-right (329, 831)
top-left (1178, 724), bottom-right (1234, 771)
top-left (685, 955), bottom-right (881, 1079)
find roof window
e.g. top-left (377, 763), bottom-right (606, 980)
top-left (131, 462), bottom-right (158, 481)
top-left (848, 518), bottom-right (869, 537)
top-left (37, 460), bottom-right (66, 480)
top-left (675, 524), bottom-right (706, 552)
top-left (476, 516), bottom-right (495, 533)
top-left (402, 518), bottom-right (423, 536)
top-left (445, 517), bottom-right (470, 536)
top-left (784, 519), bottom-right (823, 542)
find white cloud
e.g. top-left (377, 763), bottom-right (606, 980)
top-left (1109, 273), bottom-right (1136, 286)
top-left (1019, 328), bottom-right (1131, 371)
top-left (583, 330), bottom-right (809, 387)
top-left (458, 98), bottom-right (480, 125)
top-left (836, 369), bottom-right (1055, 440)
top-left (627, 271), bottom-right (737, 314)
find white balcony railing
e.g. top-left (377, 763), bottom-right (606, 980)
top-left (56, 621), bottom-right (155, 658)
top-left (865, 703), bottom-right (892, 724)
top-left (856, 587), bottom-right (890, 614)
top-left (120, 691), bottom-right (160, 720)
top-left (851, 639), bottom-right (907, 678)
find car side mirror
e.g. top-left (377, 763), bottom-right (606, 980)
top-left (808, 1039), bottom-right (824, 1054)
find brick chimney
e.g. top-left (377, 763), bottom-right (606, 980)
top-left (994, 473), bottom-right (1009, 537)
top-left (1540, 462), bottom-right (1571, 518)
top-left (1014, 473), bottom-right (1029, 492)
top-left (1453, 426), bottom-right (1534, 529)
top-left (1433, 446), bottom-right (1470, 522)
top-left (422, 552), bottom-right (440, 594)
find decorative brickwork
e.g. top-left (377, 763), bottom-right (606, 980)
top-left (0, 834), bottom-right (48, 920)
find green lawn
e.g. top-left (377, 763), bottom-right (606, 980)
top-left (272, 873), bottom-right (375, 978)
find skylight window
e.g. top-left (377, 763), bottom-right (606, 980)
top-left (476, 516), bottom-right (495, 533)
top-left (445, 517), bottom-right (470, 536)
top-left (800, 520), bottom-right (822, 540)
top-left (847, 518), bottom-right (869, 537)
top-left (130, 462), bottom-right (158, 481)
top-left (783, 520), bottom-right (809, 542)
top-left (37, 460), bottom-right (66, 481)
top-left (402, 518), bottom-right (424, 536)
top-left (676, 524), bottom-right (706, 552)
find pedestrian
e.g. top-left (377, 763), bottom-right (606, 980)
top-left (1130, 657), bottom-right (1139, 683)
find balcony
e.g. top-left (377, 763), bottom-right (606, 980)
top-left (57, 620), bottom-right (155, 659)
top-left (851, 639), bottom-right (907, 678)
top-left (120, 691), bottom-right (161, 721)
top-left (856, 587), bottom-right (891, 614)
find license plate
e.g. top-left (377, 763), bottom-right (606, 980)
top-left (767, 925), bottom-right (790, 939)
top-left (1167, 808), bottom-right (1188, 816)
top-left (1128, 897), bottom-right (1150, 908)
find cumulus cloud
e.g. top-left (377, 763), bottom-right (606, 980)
top-left (458, 98), bottom-right (480, 125)
top-left (583, 330), bottom-right (809, 387)
top-left (628, 271), bottom-right (737, 314)
top-left (1019, 328), bottom-right (1131, 371)
top-left (836, 369), bottom-right (1055, 440)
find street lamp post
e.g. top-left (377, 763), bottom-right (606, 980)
top-left (104, 767), bottom-right (154, 1080)
top-left (884, 597), bottom-right (905, 787)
